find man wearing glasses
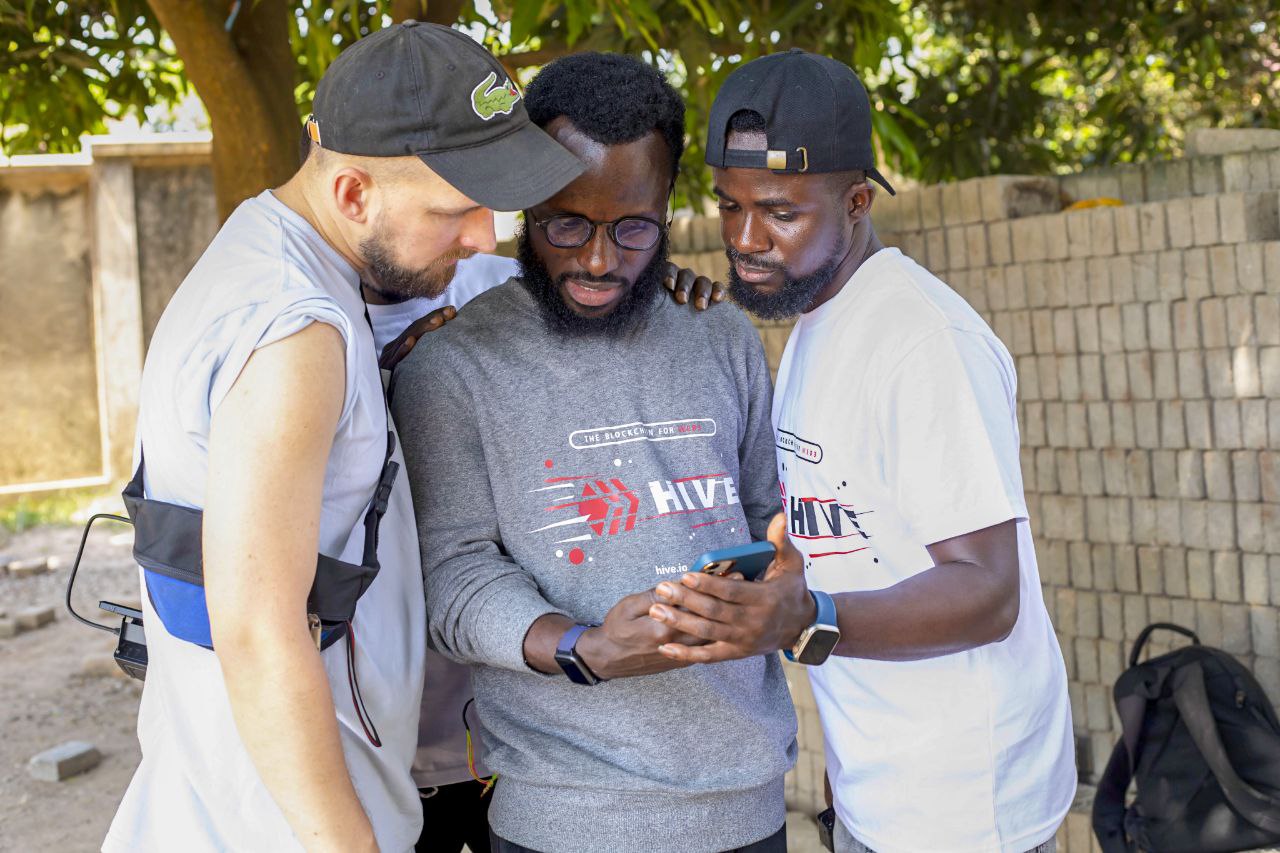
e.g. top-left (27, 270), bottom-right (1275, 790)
top-left (391, 52), bottom-right (799, 853)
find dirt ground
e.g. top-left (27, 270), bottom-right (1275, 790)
top-left (0, 523), bottom-right (829, 853)
top-left (0, 523), bottom-right (143, 853)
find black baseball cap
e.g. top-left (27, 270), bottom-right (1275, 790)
top-left (307, 21), bottom-right (584, 211)
top-left (705, 48), bottom-right (895, 195)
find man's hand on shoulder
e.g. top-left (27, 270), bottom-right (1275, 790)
top-left (663, 261), bottom-right (725, 311)
top-left (650, 514), bottom-right (813, 664)
top-left (379, 305), bottom-right (456, 370)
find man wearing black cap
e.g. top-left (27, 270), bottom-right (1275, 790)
top-left (103, 22), bottom-right (581, 853)
top-left (651, 50), bottom-right (1076, 853)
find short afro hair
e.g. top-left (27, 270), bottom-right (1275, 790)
top-left (524, 52), bottom-right (685, 184)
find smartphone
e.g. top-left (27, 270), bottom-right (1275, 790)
top-left (690, 541), bottom-right (776, 582)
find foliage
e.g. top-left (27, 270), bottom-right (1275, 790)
top-left (0, 0), bottom-right (183, 152)
top-left (0, 487), bottom-right (116, 534)
top-left (892, 0), bottom-right (1280, 182)
top-left (3, 0), bottom-right (1278, 203)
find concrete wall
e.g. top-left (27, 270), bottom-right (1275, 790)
top-left (668, 148), bottom-right (1280, 851)
top-left (0, 166), bottom-right (103, 488)
top-left (133, 162), bottom-right (219, 345)
top-left (0, 136), bottom-right (215, 494)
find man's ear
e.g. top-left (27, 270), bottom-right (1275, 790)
top-left (848, 181), bottom-right (877, 221)
top-left (332, 166), bottom-right (376, 225)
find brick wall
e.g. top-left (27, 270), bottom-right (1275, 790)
top-left (668, 151), bottom-right (1280, 851)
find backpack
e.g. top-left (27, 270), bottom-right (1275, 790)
top-left (1092, 622), bottom-right (1280, 852)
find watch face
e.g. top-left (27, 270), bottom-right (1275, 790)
top-left (797, 626), bottom-right (841, 665)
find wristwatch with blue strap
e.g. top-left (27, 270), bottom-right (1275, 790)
top-left (785, 589), bottom-right (841, 665)
top-left (555, 623), bottom-right (605, 685)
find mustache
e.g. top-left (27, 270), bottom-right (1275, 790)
top-left (435, 248), bottom-right (477, 265)
top-left (725, 246), bottom-right (784, 272)
top-left (557, 271), bottom-right (627, 286)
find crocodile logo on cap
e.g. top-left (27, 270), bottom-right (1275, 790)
top-left (471, 72), bottom-right (521, 121)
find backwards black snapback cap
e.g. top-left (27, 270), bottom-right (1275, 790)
top-left (307, 21), bottom-right (584, 211)
top-left (706, 48), bottom-right (895, 195)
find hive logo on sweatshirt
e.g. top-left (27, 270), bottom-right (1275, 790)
top-left (528, 467), bottom-right (743, 566)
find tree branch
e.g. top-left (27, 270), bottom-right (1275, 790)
top-left (389, 0), bottom-right (467, 26)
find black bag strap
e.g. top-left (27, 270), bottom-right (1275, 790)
top-left (1092, 684), bottom-right (1151, 852)
top-left (1093, 737), bottom-right (1137, 853)
top-left (1129, 622), bottom-right (1199, 666)
top-left (1171, 661), bottom-right (1280, 834)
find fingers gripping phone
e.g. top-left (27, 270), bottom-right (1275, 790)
top-left (690, 540), bottom-right (776, 582)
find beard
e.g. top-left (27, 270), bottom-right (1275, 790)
top-left (515, 225), bottom-right (668, 338)
top-left (726, 243), bottom-right (845, 321)
top-left (359, 221), bottom-right (472, 302)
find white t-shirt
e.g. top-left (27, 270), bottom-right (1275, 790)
top-left (366, 252), bottom-right (518, 788)
top-left (773, 248), bottom-right (1075, 853)
top-left (366, 253), bottom-right (519, 359)
top-left (105, 191), bottom-right (427, 853)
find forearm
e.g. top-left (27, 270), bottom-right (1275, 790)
top-left (426, 554), bottom-right (564, 671)
top-left (522, 612), bottom-right (576, 674)
top-left (832, 559), bottom-right (1019, 661)
top-left (217, 625), bottom-right (375, 853)
top-left (521, 613), bottom-right (661, 681)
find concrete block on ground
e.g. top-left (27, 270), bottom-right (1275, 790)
top-left (1012, 217), bottom-right (1048, 263)
top-left (1156, 250), bottom-right (1183, 300)
top-left (1138, 253), bottom-right (1164, 306)
top-left (918, 185), bottom-right (943, 230)
top-left (924, 229), bottom-right (947, 272)
top-left (1190, 156), bottom-right (1225, 196)
top-left (988, 220), bottom-right (1013, 266)
top-left (0, 618), bottom-right (20, 638)
top-left (1185, 247), bottom-right (1211, 299)
top-left (6, 557), bottom-right (52, 578)
top-left (958, 178), bottom-right (984, 224)
top-left (1067, 211), bottom-right (1092, 258)
top-left (1044, 211), bottom-right (1070, 261)
top-left (941, 181), bottom-right (963, 226)
top-left (1241, 399), bottom-right (1267, 448)
top-left (1213, 551), bottom-right (1244, 602)
top-left (1166, 198), bottom-right (1194, 248)
top-left (1191, 195), bottom-right (1220, 246)
top-left (1138, 203), bottom-right (1167, 252)
top-left (15, 606), bottom-right (55, 630)
top-left (27, 741), bottom-right (102, 782)
top-left (1187, 128), bottom-right (1280, 158)
top-left (964, 223), bottom-right (988, 269)
top-left (978, 175), bottom-right (1061, 221)
top-left (1088, 208), bottom-right (1116, 256)
top-left (1251, 605), bottom-right (1280, 658)
top-left (1117, 164), bottom-right (1146, 203)
top-left (1222, 152), bottom-right (1273, 193)
top-left (1113, 205), bottom-right (1141, 254)
top-left (946, 226), bottom-right (969, 270)
top-left (1219, 192), bottom-right (1280, 243)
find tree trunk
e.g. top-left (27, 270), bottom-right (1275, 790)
top-left (147, 0), bottom-right (298, 221)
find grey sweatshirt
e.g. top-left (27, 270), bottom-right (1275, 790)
top-left (391, 280), bottom-right (797, 853)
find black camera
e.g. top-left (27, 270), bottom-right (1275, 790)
top-left (66, 513), bottom-right (148, 681)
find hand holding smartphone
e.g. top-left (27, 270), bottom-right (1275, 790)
top-left (689, 540), bottom-right (776, 582)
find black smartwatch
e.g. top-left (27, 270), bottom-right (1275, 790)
top-left (785, 590), bottom-right (841, 665)
top-left (554, 623), bottom-right (605, 685)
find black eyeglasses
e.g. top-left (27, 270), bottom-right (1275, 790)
top-left (532, 213), bottom-right (667, 251)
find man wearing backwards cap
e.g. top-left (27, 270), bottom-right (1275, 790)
top-left (650, 49), bottom-right (1076, 853)
top-left (103, 22), bottom-right (582, 853)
